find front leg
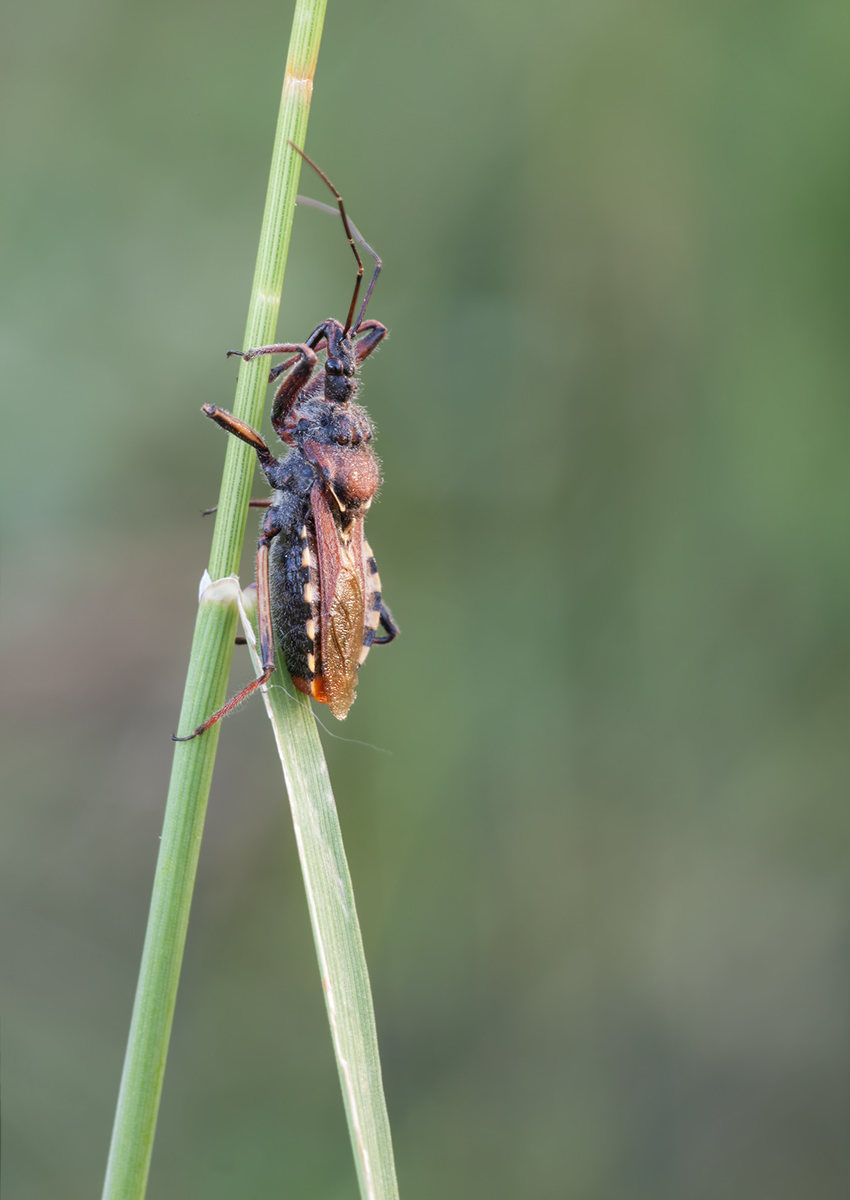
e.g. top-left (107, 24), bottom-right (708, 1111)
top-left (266, 320), bottom-right (337, 383)
top-left (202, 404), bottom-right (274, 466)
top-left (227, 340), bottom-right (320, 436)
top-left (201, 405), bottom-right (284, 490)
top-left (233, 319), bottom-right (332, 395)
top-left (354, 320), bottom-right (387, 364)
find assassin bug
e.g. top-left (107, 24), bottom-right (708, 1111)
top-left (174, 145), bottom-right (397, 742)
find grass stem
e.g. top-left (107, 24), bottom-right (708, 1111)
top-left (102, 3), bottom-right (327, 1196)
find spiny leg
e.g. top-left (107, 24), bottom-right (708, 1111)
top-left (226, 339), bottom-right (319, 363)
top-left (226, 340), bottom-right (319, 425)
top-left (224, 340), bottom-right (319, 436)
top-left (267, 321), bottom-right (332, 382)
top-left (201, 405), bottom-right (277, 472)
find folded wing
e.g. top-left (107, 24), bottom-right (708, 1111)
top-left (310, 483), bottom-right (366, 718)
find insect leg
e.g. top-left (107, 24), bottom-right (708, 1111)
top-left (266, 320), bottom-right (335, 382)
top-left (201, 405), bottom-right (277, 473)
top-left (353, 321), bottom-right (387, 364)
top-left (226, 339), bottom-right (319, 399)
top-left (268, 346), bottom-right (322, 436)
top-left (227, 340), bottom-right (319, 364)
top-left (202, 498), bottom-right (271, 516)
top-left (372, 601), bottom-right (399, 645)
top-left (173, 513), bottom-right (281, 741)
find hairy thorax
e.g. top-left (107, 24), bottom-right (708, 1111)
top-left (303, 438), bottom-right (380, 508)
top-left (293, 399), bottom-right (380, 509)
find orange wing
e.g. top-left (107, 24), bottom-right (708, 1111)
top-left (310, 483), bottom-right (366, 719)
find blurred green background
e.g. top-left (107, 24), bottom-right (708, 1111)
top-left (2, 0), bottom-right (847, 1196)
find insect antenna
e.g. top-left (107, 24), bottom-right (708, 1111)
top-left (295, 195), bottom-right (382, 331)
top-left (289, 141), bottom-right (382, 332)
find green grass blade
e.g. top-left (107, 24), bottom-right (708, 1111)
top-left (238, 586), bottom-right (400, 1200)
top-left (102, 3), bottom-right (328, 1196)
top-left (209, 0), bottom-right (328, 580)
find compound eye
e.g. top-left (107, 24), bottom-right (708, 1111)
top-left (326, 357), bottom-right (343, 375)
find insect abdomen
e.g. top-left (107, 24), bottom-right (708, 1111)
top-left (268, 502), bottom-right (321, 693)
top-left (359, 540), bottom-right (383, 664)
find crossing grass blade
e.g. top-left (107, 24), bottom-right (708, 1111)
top-left (237, 584), bottom-right (400, 1200)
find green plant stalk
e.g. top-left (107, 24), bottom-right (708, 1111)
top-left (102, 3), bottom-right (327, 1197)
top-left (238, 587), bottom-right (399, 1200)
